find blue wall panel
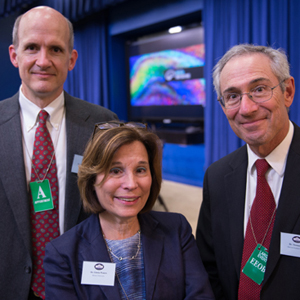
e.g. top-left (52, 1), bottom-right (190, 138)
top-left (0, 12), bottom-right (21, 100)
top-left (162, 143), bottom-right (205, 187)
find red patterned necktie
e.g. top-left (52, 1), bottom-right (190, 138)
top-left (238, 159), bottom-right (276, 300)
top-left (30, 110), bottom-right (60, 299)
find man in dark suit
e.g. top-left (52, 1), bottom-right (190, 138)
top-left (0, 6), bottom-right (117, 300)
top-left (196, 44), bottom-right (300, 299)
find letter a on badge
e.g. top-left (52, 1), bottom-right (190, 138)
top-left (37, 186), bottom-right (46, 199)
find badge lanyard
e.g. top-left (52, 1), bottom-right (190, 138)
top-left (22, 109), bottom-right (64, 212)
top-left (242, 206), bottom-right (276, 284)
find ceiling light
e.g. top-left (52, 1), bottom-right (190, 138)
top-left (168, 26), bottom-right (182, 34)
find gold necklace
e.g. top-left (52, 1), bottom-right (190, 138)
top-left (106, 230), bottom-right (141, 261)
top-left (103, 230), bottom-right (141, 300)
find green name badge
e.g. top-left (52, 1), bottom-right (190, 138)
top-left (242, 244), bottom-right (268, 285)
top-left (30, 179), bottom-right (54, 213)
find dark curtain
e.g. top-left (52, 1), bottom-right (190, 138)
top-left (41, 0), bottom-right (106, 22)
top-left (204, 0), bottom-right (300, 168)
top-left (0, 0), bottom-right (129, 20)
top-left (32, 0), bottom-right (128, 22)
top-left (64, 15), bottom-right (111, 108)
top-left (0, 0), bottom-right (35, 17)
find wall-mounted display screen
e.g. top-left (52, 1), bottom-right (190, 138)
top-left (127, 26), bottom-right (204, 122)
top-left (130, 44), bottom-right (205, 106)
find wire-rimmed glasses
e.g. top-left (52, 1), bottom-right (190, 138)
top-left (218, 80), bottom-right (285, 109)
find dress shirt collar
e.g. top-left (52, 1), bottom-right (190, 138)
top-left (19, 86), bottom-right (65, 132)
top-left (247, 120), bottom-right (294, 176)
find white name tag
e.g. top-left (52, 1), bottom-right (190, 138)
top-left (81, 261), bottom-right (116, 286)
top-left (280, 232), bottom-right (300, 258)
top-left (71, 154), bottom-right (83, 174)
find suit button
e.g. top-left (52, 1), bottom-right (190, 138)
top-left (24, 266), bottom-right (31, 274)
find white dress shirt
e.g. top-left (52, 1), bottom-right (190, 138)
top-left (244, 121), bottom-right (294, 236)
top-left (19, 87), bottom-right (67, 233)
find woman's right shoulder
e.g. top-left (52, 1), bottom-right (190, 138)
top-left (47, 214), bottom-right (99, 251)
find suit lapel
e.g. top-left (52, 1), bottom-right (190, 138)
top-left (139, 213), bottom-right (164, 300)
top-left (80, 214), bottom-right (164, 300)
top-left (63, 92), bottom-right (94, 231)
top-left (0, 94), bottom-right (32, 252)
top-left (224, 146), bottom-right (248, 277)
top-left (264, 123), bottom-right (300, 283)
top-left (79, 214), bottom-right (121, 299)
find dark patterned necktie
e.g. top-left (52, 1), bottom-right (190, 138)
top-left (238, 159), bottom-right (276, 300)
top-left (30, 110), bottom-right (60, 299)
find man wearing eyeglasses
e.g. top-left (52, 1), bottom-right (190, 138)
top-left (196, 44), bottom-right (299, 300)
top-left (0, 6), bottom-right (117, 300)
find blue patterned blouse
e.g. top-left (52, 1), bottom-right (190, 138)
top-left (106, 232), bottom-right (146, 299)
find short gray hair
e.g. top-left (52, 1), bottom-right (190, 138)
top-left (213, 44), bottom-right (291, 98)
top-left (12, 12), bottom-right (74, 52)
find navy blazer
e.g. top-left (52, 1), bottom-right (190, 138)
top-left (44, 211), bottom-right (215, 300)
top-left (0, 92), bottom-right (117, 300)
top-left (196, 122), bottom-right (300, 300)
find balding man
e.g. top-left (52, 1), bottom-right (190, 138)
top-left (0, 6), bottom-right (117, 299)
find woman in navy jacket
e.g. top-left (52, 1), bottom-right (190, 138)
top-left (44, 121), bottom-right (214, 300)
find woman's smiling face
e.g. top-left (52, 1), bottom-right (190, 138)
top-left (94, 140), bottom-right (152, 222)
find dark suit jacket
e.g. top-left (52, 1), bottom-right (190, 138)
top-left (196, 122), bottom-right (300, 300)
top-left (44, 211), bottom-right (215, 300)
top-left (0, 92), bottom-right (117, 300)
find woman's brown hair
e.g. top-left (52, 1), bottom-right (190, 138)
top-left (78, 124), bottom-right (162, 214)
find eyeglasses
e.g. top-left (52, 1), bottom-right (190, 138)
top-left (218, 80), bottom-right (285, 109)
top-left (92, 121), bottom-right (147, 139)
